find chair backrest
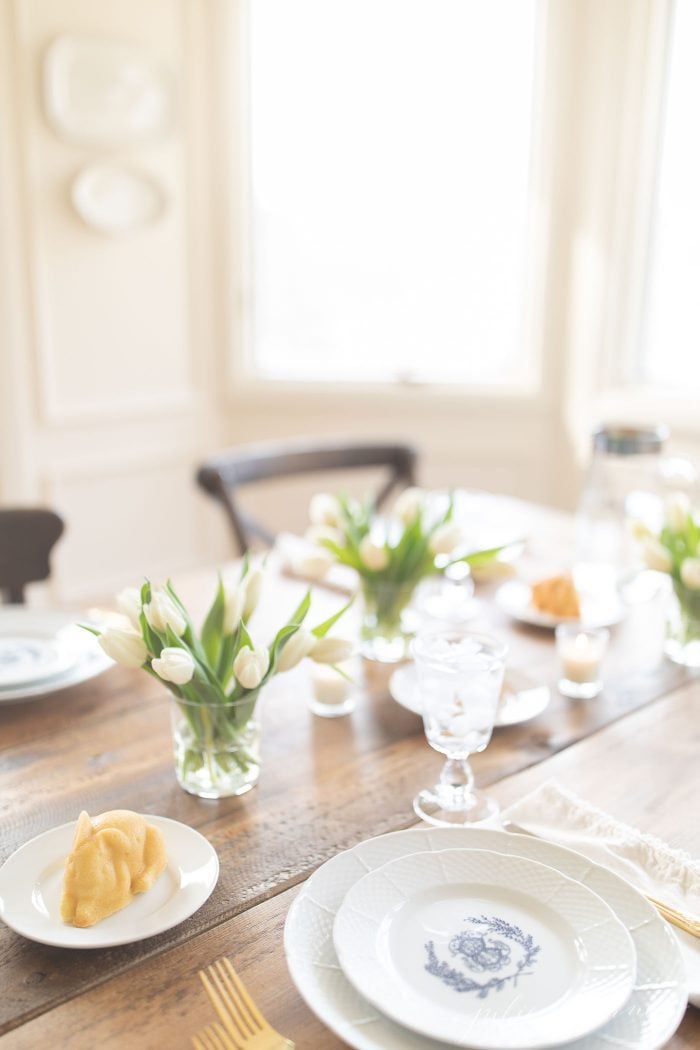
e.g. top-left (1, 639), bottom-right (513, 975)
top-left (0, 508), bottom-right (65, 603)
top-left (196, 439), bottom-right (418, 554)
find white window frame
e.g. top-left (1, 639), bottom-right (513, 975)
top-left (593, 0), bottom-right (700, 432)
top-left (219, 0), bottom-right (558, 413)
top-left (214, 1), bottom-right (691, 443)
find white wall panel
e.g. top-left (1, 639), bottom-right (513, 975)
top-left (16, 0), bottom-right (193, 423)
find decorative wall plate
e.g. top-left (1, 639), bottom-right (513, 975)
top-left (71, 163), bottom-right (166, 235)
top-left (44, 34), bottom-right (175, 146)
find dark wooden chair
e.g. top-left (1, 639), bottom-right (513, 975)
top-left (196, 439), bottom-right (418, 554)
top-left (0, 508), bottom-right (65, 603)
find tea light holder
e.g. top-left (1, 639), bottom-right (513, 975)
top-left (308, 663), bottom-right (357, 718)
top-left (555, 624), bottom-right (610, 699)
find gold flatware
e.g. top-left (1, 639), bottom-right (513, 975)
top-left (192, 1023), bottom-right (238, 1050)
top-left (198, 957), bottom-right (295, 1050)
top-left (646, 895), bottom-right (700, 938)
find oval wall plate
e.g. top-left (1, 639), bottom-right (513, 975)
top-left (71, 163), bottom-right (167, 235)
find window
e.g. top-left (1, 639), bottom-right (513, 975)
top-left (636, 0), bottom-right (700, 392)
top-left (247, 0), bottom-right (541, 387)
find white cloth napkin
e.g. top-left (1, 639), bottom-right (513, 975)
top-left (503, 779), bottom-right (700, 1008)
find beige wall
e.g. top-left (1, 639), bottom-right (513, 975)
top-left (1, 0), bottom-right (695, 603)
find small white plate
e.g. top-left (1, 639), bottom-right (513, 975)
top-left (389, 664), bottom-right (550, 726)
top-left (0, 815), bottom-right (218, 948)
top-left (0, 610), bottom-right (113, 703)
top-left (495, 579), bottom-right (623, 629)
top-left (333, 847), bottom-right (636, 1049)
top-left (285, 828), bottom-right (686, 1050)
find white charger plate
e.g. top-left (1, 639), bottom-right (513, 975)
top-left (0, 815), bottom-right (218, 948)
top-left (0, 610), bottom-right (112, 703)
top-left (284, 827), bottom-right (687, 1050)
top-left (389, 664), bottom-right (550, 726)
top-left (495, 579), bottom-right (623, 629)
top-left (333, 847), bottom-right (635, 1049)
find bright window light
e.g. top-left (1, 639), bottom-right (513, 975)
top-left (639, 0), bottom-right (700, 390)
top-left (248, 0), bottom-right (540, 386)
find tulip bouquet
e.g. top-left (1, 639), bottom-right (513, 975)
top-left (304, 488), bottom-right (504, 661)
top-left (636, 491), bottom-right (700, 665)
top-left (86, 562), bottom-right (352, 797)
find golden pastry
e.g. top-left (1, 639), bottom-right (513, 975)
top-left (531, 574), bottom-right (580, 619)
top-left (60, 810), bottom-right (167, 928)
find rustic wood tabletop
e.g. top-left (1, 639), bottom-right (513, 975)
top-left (1, 499), bottom-right (697, 1049)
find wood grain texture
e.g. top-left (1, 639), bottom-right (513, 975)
top-left (0, 502), bottom-right (696, 1046)
top-left (1, 686), bottom-right (698, 1049)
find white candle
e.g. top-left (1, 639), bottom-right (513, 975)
top-left (555, 625), bottom-right (610, 699)
top-left (559, 633), bottom-right (602, 683)
top-left (311, 665), bottom-right (350, 705)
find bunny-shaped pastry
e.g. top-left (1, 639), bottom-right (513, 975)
top-left (60, 810), bottom-right (167, 928)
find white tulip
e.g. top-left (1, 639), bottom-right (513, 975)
top-left (429, 522), bottom-right (464, 556)
top-left (310, 636), bottom-right (354, 664)
top-left (151, 646), bottom-right (195, 685)
top-left (680, 557), bottom-right (700, 590)
top-left (233, 644), bottom-right (270, 689)
top-left (305, 524), bottom-right (344, 548)
top-left (116, 587), bottom-right (142, 630)
top-left (629, 519), bottom-right (651, 542)
top-left (98, 626), bottom-right (148, 668)
top-left (359, 534), bottom-right (389, 572)
top-left (296, 549), bottom-right (335, 580)
top-left (242, 567), bottom-right (264, 619)
top-left (277, 628), bottom-right (316, 671)
top-left (642, 536), bottom-right (672, 573)
top-left (392, 487), bottom-right (425, 524)
top-left (144, 590), bottom-right (187, 637)
top-left (309, 493), bottom-right (341, 527)
top-left (223, 584), bottom-right (245, 633)
top-left (665, 492), bottom-right (690, 533)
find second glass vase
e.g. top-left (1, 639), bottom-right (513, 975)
top-left (360, 578), bottom-right (417, 663)
top-left (665, 579), bottom-right (700, 668)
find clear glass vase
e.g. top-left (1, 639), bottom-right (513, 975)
top-left (665, 580), bottom-right (700, 668)
top-left (170, 694), bottom-right (261, 799)
top-left (360, 578), bottom-right (418, 662)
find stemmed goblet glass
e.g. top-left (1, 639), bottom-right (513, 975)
top-left (412, 629), bottom-right (507, 826)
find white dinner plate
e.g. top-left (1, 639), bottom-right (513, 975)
top-left (0, 609), bottom-right (112, 703)
top-left (0, 634), bottom-right (75, 688)
top-left (333, 847), bottom-right (635, 1049)
top-left (284, 827), bottom-right (687, 1050)
top-left (0, 815), bottom-right (218, 948)
top-left (495, 579), bottom-right (624, 629)
top-left (389, 664), bottom-right (550, 726)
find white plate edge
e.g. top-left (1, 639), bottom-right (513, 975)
top-left (284, 827), bottom-right (687, 1050)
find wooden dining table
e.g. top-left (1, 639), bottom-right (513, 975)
top-left (0, 497), bottom-right (698, 1049)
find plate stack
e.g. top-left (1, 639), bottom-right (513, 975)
top-left (284, 827), bottom-right (688, 1050)
top-left (0, 608), bottom-right (112, 703)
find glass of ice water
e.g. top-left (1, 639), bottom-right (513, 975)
top-left (412, 629), bottom-right (507, 826)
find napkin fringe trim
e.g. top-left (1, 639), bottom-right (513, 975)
top-left (506, 780), bottom-right (700, 900)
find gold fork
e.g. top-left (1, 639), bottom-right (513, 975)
top-left (197, 957), bottom-right (295, 1050)
top-left (192, 1023), bottom-right (238, 1050)
top-left (646, 895), bottom-right (700, 938)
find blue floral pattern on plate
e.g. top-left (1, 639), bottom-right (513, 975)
top-left (425, 915), bottom-right (541, 998)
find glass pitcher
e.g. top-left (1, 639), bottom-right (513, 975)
top-left (575, 424), bottom-right (669, 590)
